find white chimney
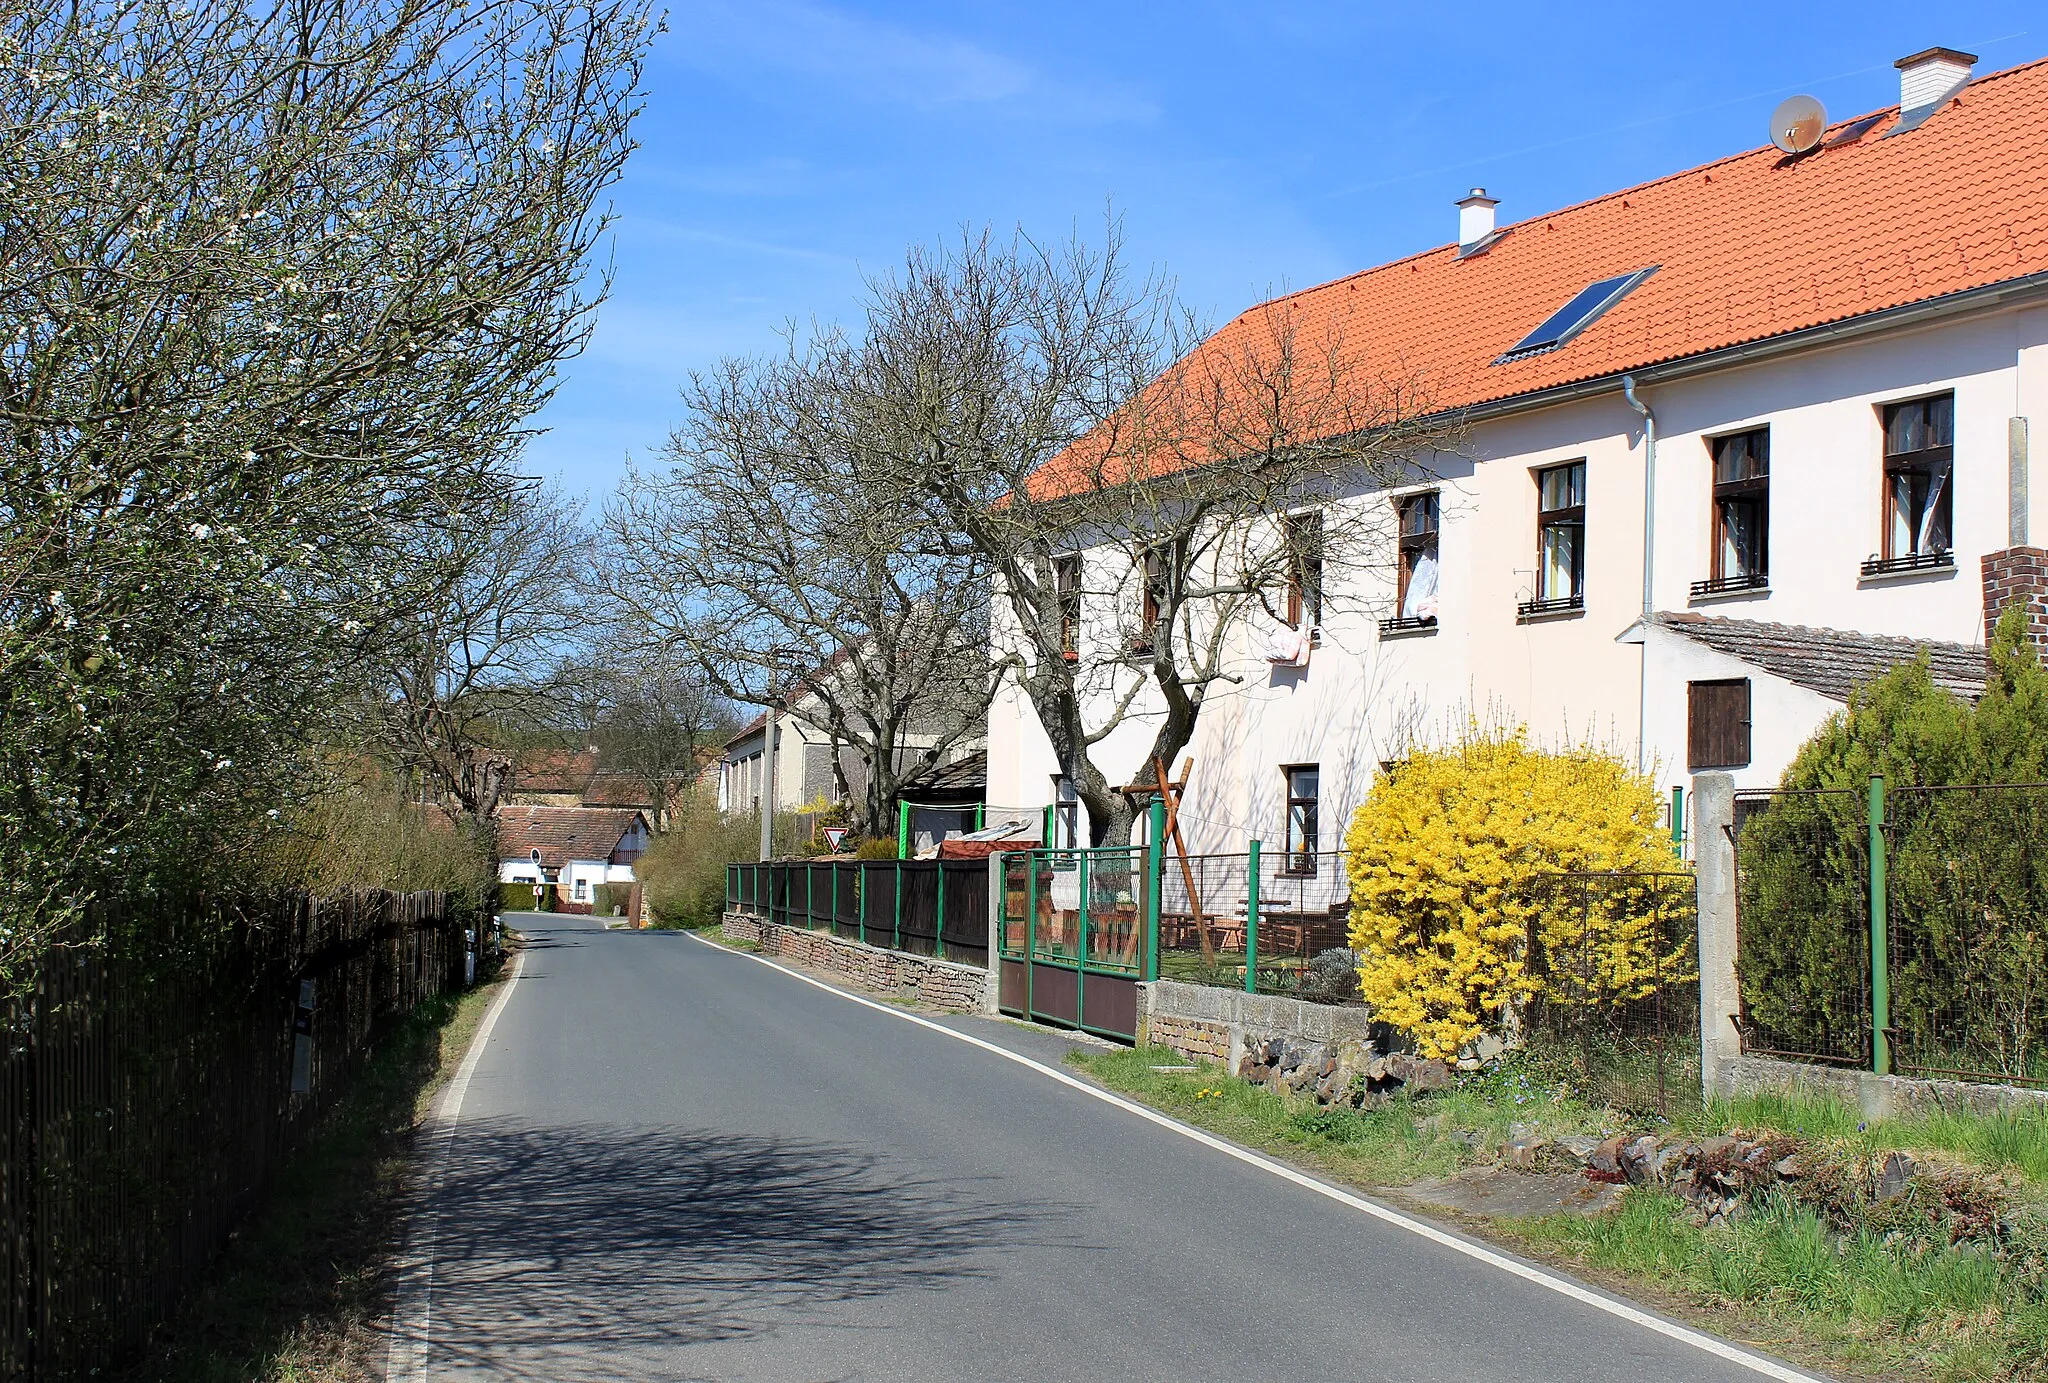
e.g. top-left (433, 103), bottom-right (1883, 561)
top-left (1456, 188), bottom-right (1499, 250)
top-left (1896, 46), bottom-right (1975, 115)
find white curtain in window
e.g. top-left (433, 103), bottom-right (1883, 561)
top-left (1917, 465), bottom-right (1950, 553)
top-left (1402, 548), bottom-right (1439, 619)
top-left (1540, 526), bottom-right (1578, 599)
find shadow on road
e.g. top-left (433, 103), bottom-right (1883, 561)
top-left (403, 1119), bottom-right (1075, 1379)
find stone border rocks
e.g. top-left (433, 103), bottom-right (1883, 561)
top-left (1131, 979), bottom-right (1453, 1107)
top-left (720, 911), bottom-right (988, 1013)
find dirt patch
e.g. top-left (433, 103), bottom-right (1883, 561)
top-left (1401, 1167), bottom-right (1626, 1219)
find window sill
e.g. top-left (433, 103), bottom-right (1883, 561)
top-left (1858, 551), bottom-right (1955, 582)
top-left (1688, 574), bottom-right (1769, 603)
top-left (1516, 596), bottom-right (1585, 624)
top-left (1379, 614), bottom-right (1438, 638)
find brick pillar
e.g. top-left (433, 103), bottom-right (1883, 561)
top-left (1981, 546), bottom-right (2048, 651)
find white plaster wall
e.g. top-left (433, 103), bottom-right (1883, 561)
top-left (1636, 624), bottom-right (1845, 795)
top-left (562, 858), bottom-right (610, 903)
top-left (2014, 307), bottom-right (2048, 546)
top-left (1639, 310), bottom-right (2036, 646)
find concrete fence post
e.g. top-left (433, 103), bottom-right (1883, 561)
top-left (1693, 772), bottom-right (1739, 1104)
top-left (983, 852), bottom-right (1004, 1015)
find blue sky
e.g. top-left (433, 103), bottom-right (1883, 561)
top-left (527, 1), bottom-right (2040, 504)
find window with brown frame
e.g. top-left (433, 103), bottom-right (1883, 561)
top-left (1283, 764), bottom-right (1320, 875)
top-left (1687, 678), bottom-right (1752, 770)
top-left (1870, 393), bottom-right (1954, 574)
top-left (1054, 554), bottom-right (1082, 660)
top-left (1520, 461), bottom-right (1585, 618)
top-left (1393, 492), bottom-right (1439, 626)
top-left (1283, 512), bottom-right (1325, 631)
top-left (1698, 428), bottom-right (1769, 594)
top-left (1135, 541), bottom-right (1174, 654)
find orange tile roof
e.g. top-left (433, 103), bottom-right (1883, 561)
top-left (495, 805), bottom-right (648, 868)
top-left (1031, 55), bottom-right (2048, 498)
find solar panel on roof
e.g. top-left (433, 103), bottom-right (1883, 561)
top-left (1495, 266), bottom-right (1659, 364)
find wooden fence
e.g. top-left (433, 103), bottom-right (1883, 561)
top-left (0, 890), bottom-right (474, 1379)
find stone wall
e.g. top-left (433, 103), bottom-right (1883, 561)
top-left (719, 911), bottom-right (988, 1013)
top-left (1139, 978), bottom-right (1374, 1070)
top-left (1145, 1014), bottom-right (1232, 1064)
top-left (1729, 1052), bottom-right (2048, 1119)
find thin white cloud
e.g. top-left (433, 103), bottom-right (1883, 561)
top-left (670, 0), bottom-right (1155, 120)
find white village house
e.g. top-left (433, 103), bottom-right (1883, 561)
top-left (495, 805), bottom-right (650, 914)
top-left (985, 47), bottom-right (2048, 857)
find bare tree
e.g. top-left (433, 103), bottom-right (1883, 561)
top-left (381, 486), bottom-right (589, 825)
top-left (602, 348), bottom-right (996, 838)
top-left (854, 228), bottom-right (1455, 845)
top-left (0, 0), bottom-right (651, 946)
top-left (587, 651), bottom-right (734, 829)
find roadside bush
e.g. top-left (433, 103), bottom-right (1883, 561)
top-left (638, 789), bottom-right (766, 928)
top-left (1740, 607), bottom-right (2048, 1077)
top-left (1344, 724), bottom-right (1675, 1060)
top-left (853, 836), bottom-right (898, 861)
top-left (499, 880), bottom-right (550, 913)
top-left (255, 766), bottom-right (496, 919)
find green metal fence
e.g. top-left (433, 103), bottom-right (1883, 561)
top-left (1152, 847), bottom-right (1356, 998)
top-left (995, 841), bottom-right (1157, 1041)
top-left (725, 858), bottom-right (990, 966)
top-left (1736, 777), bottom-right (2048, 1088)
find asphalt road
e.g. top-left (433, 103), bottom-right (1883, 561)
top-left (394, 913), bottom-right (1820, 1383)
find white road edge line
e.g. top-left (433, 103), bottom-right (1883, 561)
top-left (384, 945), bottom-right (527, 1383)
top-left (691, 931), bottom-right (1826, 1383)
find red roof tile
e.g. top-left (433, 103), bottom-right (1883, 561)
top-left (1032, 57), bottom-right (2048, 497)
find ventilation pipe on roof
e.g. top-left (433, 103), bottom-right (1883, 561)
top-left (1623, 374), bottom-right (1657, 774)
top-left (1455, 189), bottom-right (1500, 257)
top-left (1888, 47), bottom-right (1975, 136)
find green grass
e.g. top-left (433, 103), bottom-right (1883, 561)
top-left (1510, 1191), bottom-right (2048, 1381)
top-left (1679, 1089), bottom-right (2048, 1187)
top-left (1075, 1045), bottom-right (2048, 1383)
top-left (1070, 1045), bottom-right (1605, 1187)
top-left (125, 954), bottom-right (514, 1382)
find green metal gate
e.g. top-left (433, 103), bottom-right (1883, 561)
top-left (995, 811), bottom-right (1162, 1042)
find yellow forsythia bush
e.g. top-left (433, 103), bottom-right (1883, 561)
top-left (1343, 725), bottom-right (1677, 1060)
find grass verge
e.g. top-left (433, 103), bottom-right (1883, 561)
top-left (125, 948), bottom-right (516, 1383)
top-left (1073, 1045), bottom-right (2048, 1383)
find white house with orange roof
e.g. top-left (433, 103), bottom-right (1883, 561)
top-left (984, 45), bottom-right (2048, 859)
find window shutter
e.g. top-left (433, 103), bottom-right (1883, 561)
top-left (1688, 679), bottom-right (1753, 770)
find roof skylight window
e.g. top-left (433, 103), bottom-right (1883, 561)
top-left (1495, 266), bottom-right (1659, 364)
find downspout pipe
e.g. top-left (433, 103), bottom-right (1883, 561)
top-left (1622, 374), bottom-right (1656, 776)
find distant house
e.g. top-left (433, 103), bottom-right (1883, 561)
top-left (503, 747), bottom-right (657, 813)
top-left (496, 805), bottom-right (650, 915)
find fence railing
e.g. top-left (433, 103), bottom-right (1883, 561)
top-left (1735, 779), bottom-right (2048, 1089)
top-left (1153, 848), bottom-right (1355, 999)
top-left (0, 889), bottom-right (475, 1380)
top-left (726, 859), bottom-right (990, 967)
top-left (1524, 871), bottom-right (1700, 1118)
top-left (1733, 787), bottom-right (1873, 1068)
top-left (998, 846), bottom-right (1151, 976)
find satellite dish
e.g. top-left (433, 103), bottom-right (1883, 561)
top-left (1770, 94), bottom-right (1827, 154)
